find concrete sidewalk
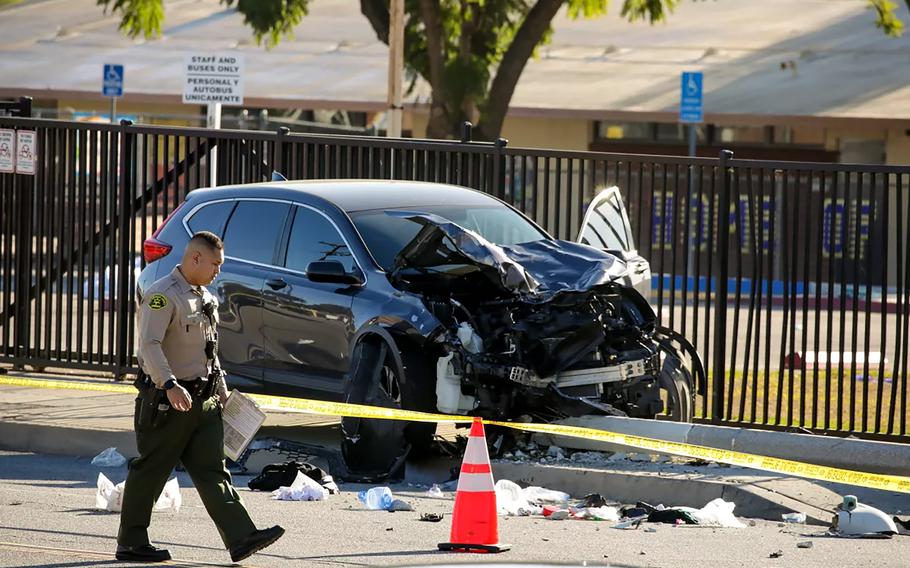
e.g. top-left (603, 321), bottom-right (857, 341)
top-left (1, 370), bottom-right (908, 526)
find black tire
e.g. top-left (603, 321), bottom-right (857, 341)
top-left (341, 339), bottom-right (437, 476)
top-left (660, 355), bottom-right (694, 422)
top-left (398, 347), bottom-right (438, 454)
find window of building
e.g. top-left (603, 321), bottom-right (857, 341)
top-left (595, 122), bottom-right (652, 140)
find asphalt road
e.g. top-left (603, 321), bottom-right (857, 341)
top-left (1, 451), bottom-right (909, 568)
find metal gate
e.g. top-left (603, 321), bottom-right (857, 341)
top-left (1, 116), bottom-right (908, 442)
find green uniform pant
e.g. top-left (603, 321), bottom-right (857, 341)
top-left (117, 393), bottom-right (256, 549)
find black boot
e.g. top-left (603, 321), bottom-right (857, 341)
top-left (115, 544), bottom-right (171, 562)
top-left (229, 525), bottom-right (285, 563)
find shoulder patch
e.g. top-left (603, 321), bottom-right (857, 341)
top-left (147, 294), bottom-right (169, 310)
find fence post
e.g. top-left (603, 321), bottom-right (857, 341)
top-left (274, 126), bottom-right (290, 178)
top-left (460, 121), bottom-right (473, 143)
top-left (492, 137), bottom-right (508, 199)
top-left (115, 120), bottom-right (135, 379)
top-left (17, 97), bottom-right (32, 118)
top-left (712, 149), bottom-right (734, 423)
top-left (11, 99), bottom-right (34, 368)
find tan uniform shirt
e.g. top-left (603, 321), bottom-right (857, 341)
top-left (137, 266), bottom-right (223, 389)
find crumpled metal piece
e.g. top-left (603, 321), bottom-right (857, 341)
top-left (389, 212), bottom-right (627, 301)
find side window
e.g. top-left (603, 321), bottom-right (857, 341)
top-left (580, 191), bottom-right (635, 252)
top-left (186, 201), bottom-right (235, 237)
top-left (285, 207), bottom-right (355, 273)
top-left (222, 201), bottom-right (290, 264)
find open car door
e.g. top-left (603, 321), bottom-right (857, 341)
top-left (577, 186), bottom-right (652, 303)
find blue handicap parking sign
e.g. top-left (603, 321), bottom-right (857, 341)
top-left (679, 71), bottom-right (703, 123)
top-left (103, 64), bottom-right (124, 98)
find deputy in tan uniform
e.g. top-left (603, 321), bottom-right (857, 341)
top-left (116, 231), bottom-right (284, 563)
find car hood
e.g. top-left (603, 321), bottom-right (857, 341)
top-left (389, 212), bottom-right (627, 300)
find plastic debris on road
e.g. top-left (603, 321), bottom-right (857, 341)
top-left (95, 473), bottom-right (180, 513)
top-left (672, 498), bottom-right (746, 528)
top-left (91, 447), bottom-right (126, 468)
top-left (387, 499), bottom-right (413, 512)
top-left (495, 479), bottom-right (540, 516)
top-left (782, 512), bottom-right (807, 523)
top-left (358, 486), bottom-right (393, 510)
top-left (154, 477), bottom-right (182, 512)
top-left (523, 485), bottom-right (570, 505)
top-left (271, 471), bottom-right (329, 502)
top-left (420, 512), bottom-right (444, 522)
top-left (95, 473), bottom-right (124, 512)
top-left (425, 484), bottom-right (445, 499)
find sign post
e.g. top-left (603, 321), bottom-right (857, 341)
top-left (679, 71), bottom-right (704, 289)
top-left (183, 54), bottom-right (245, 186)
top-left (679, 71), bottom-right (704, 157)
top-left (102, 64), bottom-right (124, 124)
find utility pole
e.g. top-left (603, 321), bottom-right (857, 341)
top-left (387, 0), bottom-right (404, 138)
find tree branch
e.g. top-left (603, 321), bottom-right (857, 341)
top-left (477, 0), bottom-right (563, 139)
top-left (360, 0), bottom-right (390, 44)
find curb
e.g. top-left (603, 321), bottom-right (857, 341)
top-left (533, 416), bottom-right (910, 477)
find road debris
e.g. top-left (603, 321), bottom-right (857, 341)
top-left (91, 447), bottom-right (126, 468)
top-left (425, 484), bottom-right (445, 499)
top-left (271, 470), bottom-right (329, 501)
top-left (770, 549), bottom-right (784, 558)
top-left (830, 495), bottom-right (897, 538)
top-left (387, 499), bottom-right (413, 512)
top-left (419, 512), bottom-right (444, 522)
top-left (782, 512), bottom-right (807, 523)
top-left (797, 541), bottom-right (813, 549)
top-left (358, 486), bottom-right (393, 510)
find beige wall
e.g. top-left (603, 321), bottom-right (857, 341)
top-left (500, 116), bottom-right (590, 150)
top-left (405, 111), bottom-right (590, 150)
top-left (56, 99), bottom-right (201, 125)
top-left (886, 127), bottom-right (910, 166)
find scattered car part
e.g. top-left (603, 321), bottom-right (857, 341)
top-left (831, 495), bottom-right (898, 538)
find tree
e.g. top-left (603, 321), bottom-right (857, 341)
top-left (869, 0), bottom-right (910, 36)
top-left (99, 0), bottom-right (680, 140)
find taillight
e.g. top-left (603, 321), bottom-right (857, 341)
top-left (143, 202), bottom-right (186, 263)
top-left (143, 238), bottom-right (172, 263)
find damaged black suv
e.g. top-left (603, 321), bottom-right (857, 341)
top-left (138, 180), bottom-right (704, 477)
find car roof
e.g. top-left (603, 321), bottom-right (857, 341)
top-left (190, 180), bottom-right (504, 213)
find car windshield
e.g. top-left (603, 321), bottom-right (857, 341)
top-left (350, 205), bottom-right (549, 271)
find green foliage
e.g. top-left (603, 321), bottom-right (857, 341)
top-left (620, 0), bottom-right (680, 23)
top-left (97, 0), bottom-right (309, 46)
top-left (97, 0), bottom-right (164, 39)
top-left (869, 0), bottom-right (905, 37)
top-left (228, 0), bottom-right (311, 48)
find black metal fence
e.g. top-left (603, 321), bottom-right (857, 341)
top-left (1, 116), bottom-right (908, 442)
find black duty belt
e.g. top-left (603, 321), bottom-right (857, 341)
top-left (177, 378), bottom-right (209, 397)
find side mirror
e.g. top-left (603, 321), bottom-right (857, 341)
top-left (306, 261), bottom-right (364, 286)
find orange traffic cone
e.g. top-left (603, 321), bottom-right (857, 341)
top-left (438, 417), bottom-right (510, 553)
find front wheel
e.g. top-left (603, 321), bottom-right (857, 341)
top-left (341, 340), bottom-right (437, 478)
top-left (660, 354), bottom-right (694, 422)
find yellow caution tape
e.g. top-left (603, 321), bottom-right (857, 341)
top-left (0, 376), bottom-right (134, 395)
top-left (3, 375), bottom-right (910, 494)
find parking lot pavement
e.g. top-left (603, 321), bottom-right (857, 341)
top-left (2, 450), bottom-right (910, 568)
